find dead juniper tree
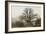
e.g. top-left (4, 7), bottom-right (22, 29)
top-left (19, 8), bottom-right (34, 27)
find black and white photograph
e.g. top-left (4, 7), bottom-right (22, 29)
top-left (5, 1), bottom-right (45, 32)
top-left (12, 5), bottom-right (41, 27)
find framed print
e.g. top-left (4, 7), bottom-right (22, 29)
top-left (5, 1), bottom-right (45, 33)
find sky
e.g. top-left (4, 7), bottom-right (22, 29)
top-left (11, 5), bottom-right (41, 20)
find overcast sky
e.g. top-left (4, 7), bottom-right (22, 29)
top-left (11, 5), bottom-right (41, 19)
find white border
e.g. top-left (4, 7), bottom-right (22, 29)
top-left (8, 2), bottom-right (43, 32)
